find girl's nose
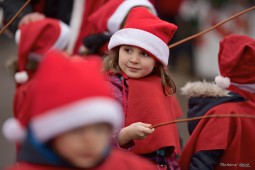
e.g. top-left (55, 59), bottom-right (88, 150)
top-left (130, 54), bottom-right (139, 64)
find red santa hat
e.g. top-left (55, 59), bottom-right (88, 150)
top-left (14, 18), bottom-right (71, 84)
top-left (108, 7), bottom-right (177, 66)
top-left (2, 51), bottom-right (122, 143)
top-left (88, 0), bottom-right (156, 35)
top-left (215, 34), bottom-right (255, 91)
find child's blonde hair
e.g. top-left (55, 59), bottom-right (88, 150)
top-left (103, 47), bottom-right (176, 96)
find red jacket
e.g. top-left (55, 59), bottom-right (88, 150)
top-left (6, 149), bottom-right (155, 170)
top-left (180, 83), bottom-right (255, 170)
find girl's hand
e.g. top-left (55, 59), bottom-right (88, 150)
top-left (117, 122), bottom-right (155, 146)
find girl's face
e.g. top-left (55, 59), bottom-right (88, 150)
top-left (52, 123), bottom-right (112, 168)
top-left (118, 45), bottom-right (156, 78)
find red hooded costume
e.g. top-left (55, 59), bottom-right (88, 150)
top-left (180, 34), bottom-right (255, 170)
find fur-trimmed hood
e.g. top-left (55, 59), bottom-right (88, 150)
top-left (181, 81), bottom-right (245, 135)
top-left (181, 81), bottom-right (230, 98)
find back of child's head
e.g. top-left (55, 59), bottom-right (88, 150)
top-left (215, 34), bottom-right (255, 90)
top-left (104, 7), bottom-right (178, 95)
top-left (14, 18), bottom-right (71, 85)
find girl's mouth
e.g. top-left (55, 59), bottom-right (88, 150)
top-left (127, 66), bottom-right (141, 71)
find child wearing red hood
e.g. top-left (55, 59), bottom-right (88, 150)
top-left (180, 34), bottom-right (255, 170)
top-left (104, 7), bottom-right (181, 170)
top-left (2, 50), bottom-right (155, 170)
top-left (11, 18), bottom-right (70, 120)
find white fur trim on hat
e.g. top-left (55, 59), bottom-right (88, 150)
top-left (108, 28), bottom-right (169, 65)
top-left (2, 118), bottom-right (26, 142)
top-left (52, 21), bottom-right (71, 50)
top-left (107, 0), bottom-right (157, 34)
top-left (15, 71), bottom-right (29, 84)
top-left (31, 97), bottom-right (123, 142)
top-left (215, 75), bottom-right (231, 89)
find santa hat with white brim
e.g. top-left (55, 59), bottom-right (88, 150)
top-left (88, 0), bottom-right (156, 35)
top-left (3, 51), bottom-right (122, 143)
top-left (14, 18), bottom-right (71, 84)
top-left (215, 34), bottom-right (255, 93)
top-left (108, 7), bottom-right (177, 66)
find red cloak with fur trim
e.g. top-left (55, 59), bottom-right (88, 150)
top-left (126, 75), bottom-right (181, 154)
top-left (179, 85), bottom-right (255, 170)
top-left (5, 149), bottom-right (155, 170)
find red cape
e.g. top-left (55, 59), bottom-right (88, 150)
top-left (126, 75), bottom-right (181, 154)
top-left (179, 86), bottom-right (255, 170)
top-left (5, 149), bottom-right (155, 170)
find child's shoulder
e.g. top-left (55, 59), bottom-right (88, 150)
top-left (107, 73), bottom-right (121, 83)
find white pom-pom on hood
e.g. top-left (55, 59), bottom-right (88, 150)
top-left (2, 118), bottom-right (26, 143)
top-left (15, 71), bottom-right (29, 84)
top-left (215, 75), bottom-right (231, 89)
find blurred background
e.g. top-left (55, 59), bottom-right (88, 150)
top-left (1, 0), bottom-right (255, 168)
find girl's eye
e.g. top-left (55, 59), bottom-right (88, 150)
top-left (124, 47), bottom-right (132, 53)
top-left (141, 52), bottom-right (150, 57)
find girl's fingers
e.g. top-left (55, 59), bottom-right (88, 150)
top-left (140, 126), bottom-right (154, 134)
top-left (139, 123), bottom-right (152, 128)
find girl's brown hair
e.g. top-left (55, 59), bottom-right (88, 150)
top-left (103, 47), bottom-right (176, 96)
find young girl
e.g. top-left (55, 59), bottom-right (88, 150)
top-left (104, 7), bottom-right (181, 169)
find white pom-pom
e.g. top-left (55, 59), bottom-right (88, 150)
top-left (215, 76), bottom-right (231, 89)
top-left (15, 71), bottom-right (29, 84)
top-left (2, 118), bottom-right (26, 142)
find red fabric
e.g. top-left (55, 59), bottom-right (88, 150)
top-left (124, 7), bottom-right (177, 44)
top-left (72, 0), bottom-right (109, 54)
top-left (179, 88), bottom-right (255, 170)
top-left (6, 149), bottom-right (155, 170)
top-left (18, 51), bottom-right (110, 128)
top-left (171, 95), bottom-right (183, 119)
top-left (218, 34), bottom-right (255, 84)
top-left (154, 0), bottom-right (184, 16)
top-left (13, 80), bottom-right (32, 118)
top-left (126, 75), bottom-right (180, 154)
top-left (17, 19), bottom-right (61, 72)
top-left (88, 0), bottom-right (123, 34)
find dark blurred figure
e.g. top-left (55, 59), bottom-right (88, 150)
top-left (3, 0), bottom-right (109, 54)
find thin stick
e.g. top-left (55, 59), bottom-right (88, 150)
top-left (0, 0), bottom-right (31, 35)
top-left (152, 114), bottom-right (255, 128)
top-left (169, 6), bottom-right (255, 49)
